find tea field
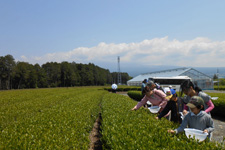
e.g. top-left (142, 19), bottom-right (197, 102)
top-left (0, 87), bottom-right (106, 149)
top-left (0, 87), bottom-right (224, 149)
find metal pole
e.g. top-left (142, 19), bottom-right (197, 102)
top-left (217, 68), bottom-right (219, 90)
top-left (118, 56), bottom-right (121, 85)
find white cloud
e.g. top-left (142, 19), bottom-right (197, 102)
top-left (20, 36), bottom-right (225, 68)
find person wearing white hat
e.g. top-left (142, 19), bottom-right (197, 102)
top-left (111, 83), bottom-right (117, 93)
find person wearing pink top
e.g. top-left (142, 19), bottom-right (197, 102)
top-left (131, 81), bottom-right (168, 112)
top-left (180, 80), bottom-right (214, 116)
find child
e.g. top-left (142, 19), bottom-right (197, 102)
top-left (168, 96), bottom-right (214, 140)
top-left (131, 81), bottom-right (167, 112)
top-left (156, 89), bottom-right (183, 123)
top-left (180, 80), bottom-right (214, 116)
top-left (141, 79), bottom-right (147, 96)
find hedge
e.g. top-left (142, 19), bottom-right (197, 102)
top-left (0, 88), bottom-right (106, 149)
top-left (104, 87), bottom-right (141, 92)
top-left (206, 93), bottom-right (225, 118)
top-left (101, 93), bottom-right (224, 149)
top-left (127, 90), bottom-right (143, 101)
top-left (127, 91), bottom-right (225, 118)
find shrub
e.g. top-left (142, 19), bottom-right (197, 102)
top-left (101, 93), bottom-right (224, 149)
top-left (127, 90), bottom-right (143, 101)
top-left (0, 88), bottom-right (106, 149)
top-left (206, 93), bottom-right (225, 118)
top-left (103, 86), bottom-right (141, 92)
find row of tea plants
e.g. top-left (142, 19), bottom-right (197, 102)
top-left (0, 87), bottom-right (106, 149)
top-left (205, 92), bottom-right (225, 118)
top-left (0, 87), bottom-right (224, 149)
top-left (127, 90), bottom-right (225, 118)
top-left (101, 93), bottom-right (224, 149)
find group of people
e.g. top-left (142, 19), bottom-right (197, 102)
top-left (132, 79), bottom-right (215, 140)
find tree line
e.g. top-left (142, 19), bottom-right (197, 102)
top-left (0, 55), bottom-right (132, 90)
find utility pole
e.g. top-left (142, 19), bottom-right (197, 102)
top-left (117, 56), bottom-right (122, 85)
top-left (217, 68), bottom-right (219, 90)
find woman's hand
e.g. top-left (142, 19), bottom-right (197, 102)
top-left (149, 90), bottom-right (154, 95)
top-left (155, 117), bottom-right (159, 120)
top-left (183, 110), bottom-right (188, 115)
top-left (203, 129), bottom-right (208, 133)
top-left (168, 130), bottom-right (175, 134)
top-left (131, 107), bottom-right (136, 111)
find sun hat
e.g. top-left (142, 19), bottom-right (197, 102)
top-left (186, 96), bottom-right (204, 108)
top-left (147, 80), bottom-right (154, 87)
top-left (111, 83), bottom-right (117, 89)
top-left (164, 87), bottom-right (171, 95)
top-left (165, 88), bottom-right (176, 100)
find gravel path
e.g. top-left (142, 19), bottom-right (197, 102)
top-left (212, 116), bottom-right (225, 143)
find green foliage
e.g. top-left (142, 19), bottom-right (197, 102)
top-left (214, 86), bottom-right (225, 90)
top-left (0, 55), bottom-right (16, 90)
top-left (0, 87), bottom-right (106, 149)
top-left (206, 92), bottom-right (225, 118)
top-left (0, 88), bottom-right (224, 149)
top-left (104, 86), bottom-right (141, 92)
top-left (101, 93), bottom-right (223, 149)
top-left (111, 72), bottom-right (132, 84)
top-left (214, 79), bottom-right (225, 86)
top-left (0, 54), bottom-right (131, 89)
top-left (127, 90), bottom-right (143, 101)
top-left (128, 91), bottom-right (225, 118)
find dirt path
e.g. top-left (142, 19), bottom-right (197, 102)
top-left (89, 113), bottom-right (102, 150)
top-left (212, 116), bottom-right (225, 143)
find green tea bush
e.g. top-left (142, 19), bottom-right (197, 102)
top-left (206, 93), bottom-right (225, 118)
top-left (127, 90), bottom-right (143, 101)
top-left (127, 91), bottom-right (225, 118)
top-left (104, 87), bottom-right (141, 92)
top-left (214, 86), bottom-right (225, 90)
top-left (101, 93), bottom-right (224, 149)
top-left (0, 88), bottom-right (106, 149)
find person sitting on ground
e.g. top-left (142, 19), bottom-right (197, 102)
top-left (156, 89), bottom-right (183, 123)
top-left (168, 96), bottom-right (214, 140)
top-left (180, 80), bottom-right (214, 116)
top-left (131, 81), bottom-right (168, 112)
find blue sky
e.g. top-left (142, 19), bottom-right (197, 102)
top-left (1, 0), bottom-right (225, 76)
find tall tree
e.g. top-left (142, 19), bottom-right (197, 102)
top-left (71, 62), bottom-right (81, 86)
top-left (42, 62), bottom-right (61, 87)
top-left (13, 62), bottom-right (40, 89)
top-left (34, 64), bottom-right (48, 88)
top-left (0, 55), bottom-right (16, 90)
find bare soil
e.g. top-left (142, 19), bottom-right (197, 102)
top-left (89, 113), bottom-right (102, 150)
